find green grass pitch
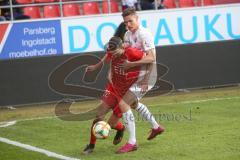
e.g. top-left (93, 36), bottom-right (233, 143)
top-left (0, 86), bottom-right (240, 160)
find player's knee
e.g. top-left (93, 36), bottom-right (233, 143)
top-left (131, 100), bottom-right (138, 109)
top-left (118, 100), bottom-right (130, 113)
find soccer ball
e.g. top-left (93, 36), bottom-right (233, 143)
top-left (92, 121), bottom-right (111, 139)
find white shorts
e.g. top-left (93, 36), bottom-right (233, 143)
top-left (129, 63), bottom-right (157, 100)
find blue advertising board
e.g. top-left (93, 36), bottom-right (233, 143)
top-left (0, 20), bottom-right (63, 60)
top-left (0, 4), bottom-right (239, 60)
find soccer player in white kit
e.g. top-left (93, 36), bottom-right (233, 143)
top-left (116, 7), bottom-right (165, 153)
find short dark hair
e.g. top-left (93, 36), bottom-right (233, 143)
top-left (122, 7), bottom-right (136, 17)
top-left (107, 36), bottom-right (123, 51)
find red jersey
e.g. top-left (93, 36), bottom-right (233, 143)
top-left (106, 47), bottom-right (144, 96)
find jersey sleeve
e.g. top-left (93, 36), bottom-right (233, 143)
top-left (141, 30), bottom-right (155, 51)
top-left (125, 47), bottom-right (144, 62)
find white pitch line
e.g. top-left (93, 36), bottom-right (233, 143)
top-left (149, 96), bottom-right (240, 107)
top-left (17, 116), bottom-right (58, 122)
top-left (0, 137), bottom-right (80, 160)
top-left (0, 121), bottom-right (17, 128)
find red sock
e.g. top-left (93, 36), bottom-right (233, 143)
top-left (113, 121), bottom-right (124, 131)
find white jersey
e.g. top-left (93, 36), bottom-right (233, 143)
top-left (124, 26), bottom-right (157, 99)
top-left (124, 26), bottom-right (155, 53)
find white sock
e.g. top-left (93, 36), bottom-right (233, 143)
top-left (122, 109), bottom-right (136, 144)
top-left (136, 103), bottom-right (159, 129)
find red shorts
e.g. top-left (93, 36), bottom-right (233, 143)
top-left (102, 83), bottom-right (122, 118)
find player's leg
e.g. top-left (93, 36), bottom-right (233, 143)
top-left (116, 91), bottom-right (138, 154)
top-left (104, 84), bottom-right (125, 145)
top-left (84, 83), bottom-right (125, 154)
top-left (130, 82), bottom-right (165, 140)
top-left (83, 101), bottom-right (111, 155)
top-left (107, 112), bottom-right (125, 145)
top-left (134, 102), bottom-right (165, 140)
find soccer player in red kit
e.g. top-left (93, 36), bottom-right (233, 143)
top-left (83, 36), bottom-right (144, 154)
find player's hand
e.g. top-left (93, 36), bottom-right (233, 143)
top-left (85, 65), bottom-right (96, 72)
top-left (138, 80), bottom-right (148, 94)
top-left (121, 60), bottom-right (133, 70)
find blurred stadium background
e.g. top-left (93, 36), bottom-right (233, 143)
top-left (0, 1), bottom-right (240, 160)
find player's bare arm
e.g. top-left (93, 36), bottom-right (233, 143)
top-left (86, 54), bottom-right (108, 72)
top-left (139, 63), bottom-right (154, 93)
top-left (138, 49), bottom-right (156, 93)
